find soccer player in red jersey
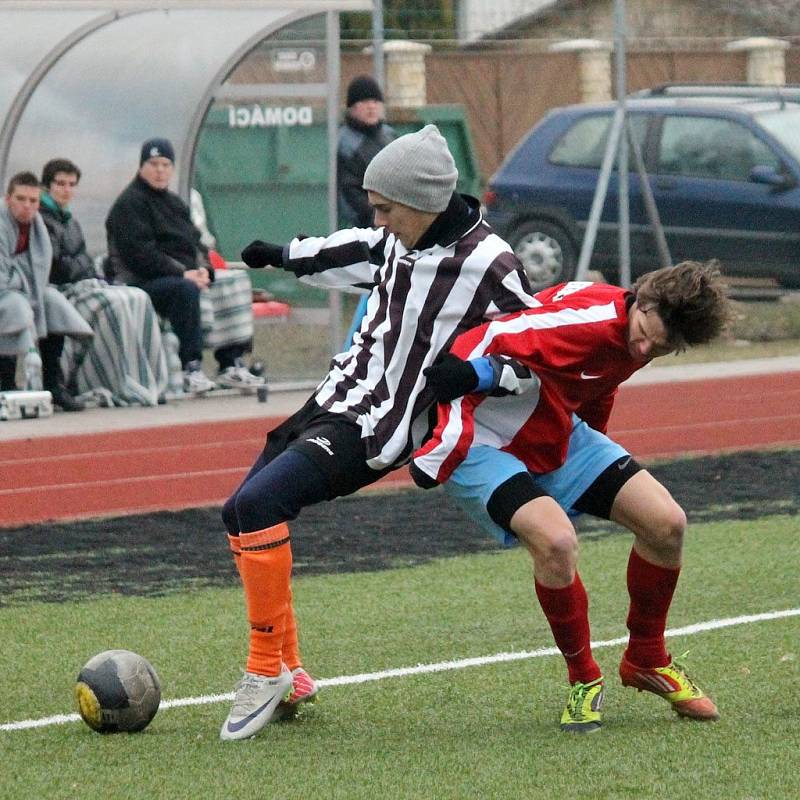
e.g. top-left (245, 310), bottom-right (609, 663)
top-left (412, 261), bottom-right (732, 732)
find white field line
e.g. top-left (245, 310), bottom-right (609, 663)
top-left (3, 606), bottom-right (798, 733)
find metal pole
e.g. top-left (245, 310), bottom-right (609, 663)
top-left (574, 106), bottom-right (624, 281)
top-left (614, 0), bottom-right (631, 287)
top-left (327, 10), bottom-right (343, 355)
top-left (372, 0), bottom-right (384, 91)
top-left (627, 117), bottom-right (672, 268)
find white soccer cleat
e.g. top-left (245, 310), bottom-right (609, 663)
top-left (220, 667), bottom-right (293, 741)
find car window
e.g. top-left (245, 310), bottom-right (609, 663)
top-left (549, 113), bottom-right (648, 168)
top-left (657, 115), bottom-right (780, 181)
top-left (755, 107), bottom-right (800, 164)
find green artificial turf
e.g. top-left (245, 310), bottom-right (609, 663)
top-left (1, 515), bottom-right (798, 800)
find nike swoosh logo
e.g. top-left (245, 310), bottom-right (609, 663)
top-left (580, 371), bottom-right (602, 380)
top-left (617, 456), bottom-right (632, 470)
top-left (224, 699), bottom-right (275, 733)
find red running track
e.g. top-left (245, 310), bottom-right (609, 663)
top-left (1, 371), bottom-right (798, 527)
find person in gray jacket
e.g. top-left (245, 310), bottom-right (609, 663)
top-left (0, 171), bottom-right (92, 410)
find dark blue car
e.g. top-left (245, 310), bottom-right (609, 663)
top-left (483, 91), bottom-right (800, 290)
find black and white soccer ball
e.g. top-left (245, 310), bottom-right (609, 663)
top-left (74, 649), bottom-right (161, 733)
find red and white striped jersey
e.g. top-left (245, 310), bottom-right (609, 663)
top-left (413, 281), bottom-right (644, 482)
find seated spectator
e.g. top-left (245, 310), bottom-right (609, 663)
top-left (39, 158), bottom-right (168, 407)
top-left (105, 138), bottom-right (263, 393)
top-left (0, 171), bottom-right (92, 410)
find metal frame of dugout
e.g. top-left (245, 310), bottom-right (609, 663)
top-left (0, 0), bottom-right (371, 359)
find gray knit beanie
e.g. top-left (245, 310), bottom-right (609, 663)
top-left (362, 124), bottom-right (458, 213)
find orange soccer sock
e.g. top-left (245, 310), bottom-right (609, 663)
top-left (281, 588), bottom-right (303, 672)
top-left (238, 523), bottom-right (293, 677)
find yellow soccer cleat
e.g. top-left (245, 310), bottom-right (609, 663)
top-left (560, 677), bottom-right (604, 733)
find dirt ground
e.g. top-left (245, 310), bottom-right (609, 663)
top-left (1, 448), bottom-right (798, 606)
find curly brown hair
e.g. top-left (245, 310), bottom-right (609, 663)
top-left (632, 260), bottom-right (732, 349)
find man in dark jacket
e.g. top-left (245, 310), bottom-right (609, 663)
top-left (337, 75), bottom-right (395, 228)
top-left (105, 138), bottom-right (263, 394)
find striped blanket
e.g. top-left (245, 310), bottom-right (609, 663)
top-left (60, 279), bottom-right (168, 407)
top-left (200, 268), bottom-right (254, 350)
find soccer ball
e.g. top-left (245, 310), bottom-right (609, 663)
top-left (74, 649), bottom-right (161, 733)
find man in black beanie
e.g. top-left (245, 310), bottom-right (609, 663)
top-left (105, 137), bottom-right (265, 395)
top-left (337, 75), bottom-right (395, 228)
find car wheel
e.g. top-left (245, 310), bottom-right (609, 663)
top-left (508, 220), bottom-right (576, 291)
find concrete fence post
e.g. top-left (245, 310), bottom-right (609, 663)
top-left (549, 39), bottom-right (613, 102)
top-left (369, 40), bottom-right (432, 108)
top-left (726, 37), bottom-right (790, 85)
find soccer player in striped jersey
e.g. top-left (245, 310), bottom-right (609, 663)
top-left (219, 125), bottom-right (537, 740)
top-left (411, 261), bottom-right (732, 733)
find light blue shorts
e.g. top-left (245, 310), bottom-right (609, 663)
top-left (444, 417), bottom-right (629, 546)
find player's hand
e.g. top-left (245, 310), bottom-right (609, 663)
top-left (241, 240), bottom-right (284, 269)
top-left (423, 353), bottom-right (479, 403)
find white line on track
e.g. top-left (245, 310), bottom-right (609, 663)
top-left (3, 606), bottom-right (798, 733)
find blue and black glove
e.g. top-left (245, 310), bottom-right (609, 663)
top-left (241, 240), bottom-right (285, 269)
top-left (424, 352), bottom-right (534, 403)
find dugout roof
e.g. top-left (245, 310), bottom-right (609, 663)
top-left (0, 0), bottom-right (370, 251)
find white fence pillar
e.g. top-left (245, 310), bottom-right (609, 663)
top-left (379, 40), bottom-right (432, 108)
top-left (726, 37), bottom-right (790, 85)
top-left (550, 39), bottom-right (613, 102)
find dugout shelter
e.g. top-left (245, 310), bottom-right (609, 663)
top-left (0, 0), bottom-right (371, 255)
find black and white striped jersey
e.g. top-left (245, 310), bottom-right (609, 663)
top-left (286, 198), bottom-right (538, 470)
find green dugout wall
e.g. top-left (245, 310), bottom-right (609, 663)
top-left (194, 103), bottom-right (480, 305)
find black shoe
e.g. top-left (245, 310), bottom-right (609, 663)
top-left (49, 384), bottom-right (85, 412)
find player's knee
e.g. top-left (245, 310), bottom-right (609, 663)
top-left (517, 522), bottom-right (577, 583)
top-left (540, 527), bottom-right (578, 573)
top-left (234, 482), bottom-right (293, 532)
top-left (647, 500), bottom-right (686, 554)
top-left (221, 494), bottom-right (238, 535)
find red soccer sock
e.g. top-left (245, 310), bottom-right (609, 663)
top-left (239, 523), bottom-right (293, 677)
top-left (535, 574), bottom-right (601, 685)
top-left (281, 588), bottom-right (303, 672)
top-left (624, 548), bottom-right (680, 669)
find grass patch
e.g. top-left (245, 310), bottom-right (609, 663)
top-left (730, 297), bottom-right (800, 341)
top-left (1, 514), bottom-right (798, 799)
top-left (666, 336), bottom-right (800, 365)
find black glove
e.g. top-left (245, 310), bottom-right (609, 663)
top-left (409, 462), bottom-right (440, 490)
top-left (423, 353), bottom-right (479, 403)
top-left (241, 240), bottom-right (284, 269)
